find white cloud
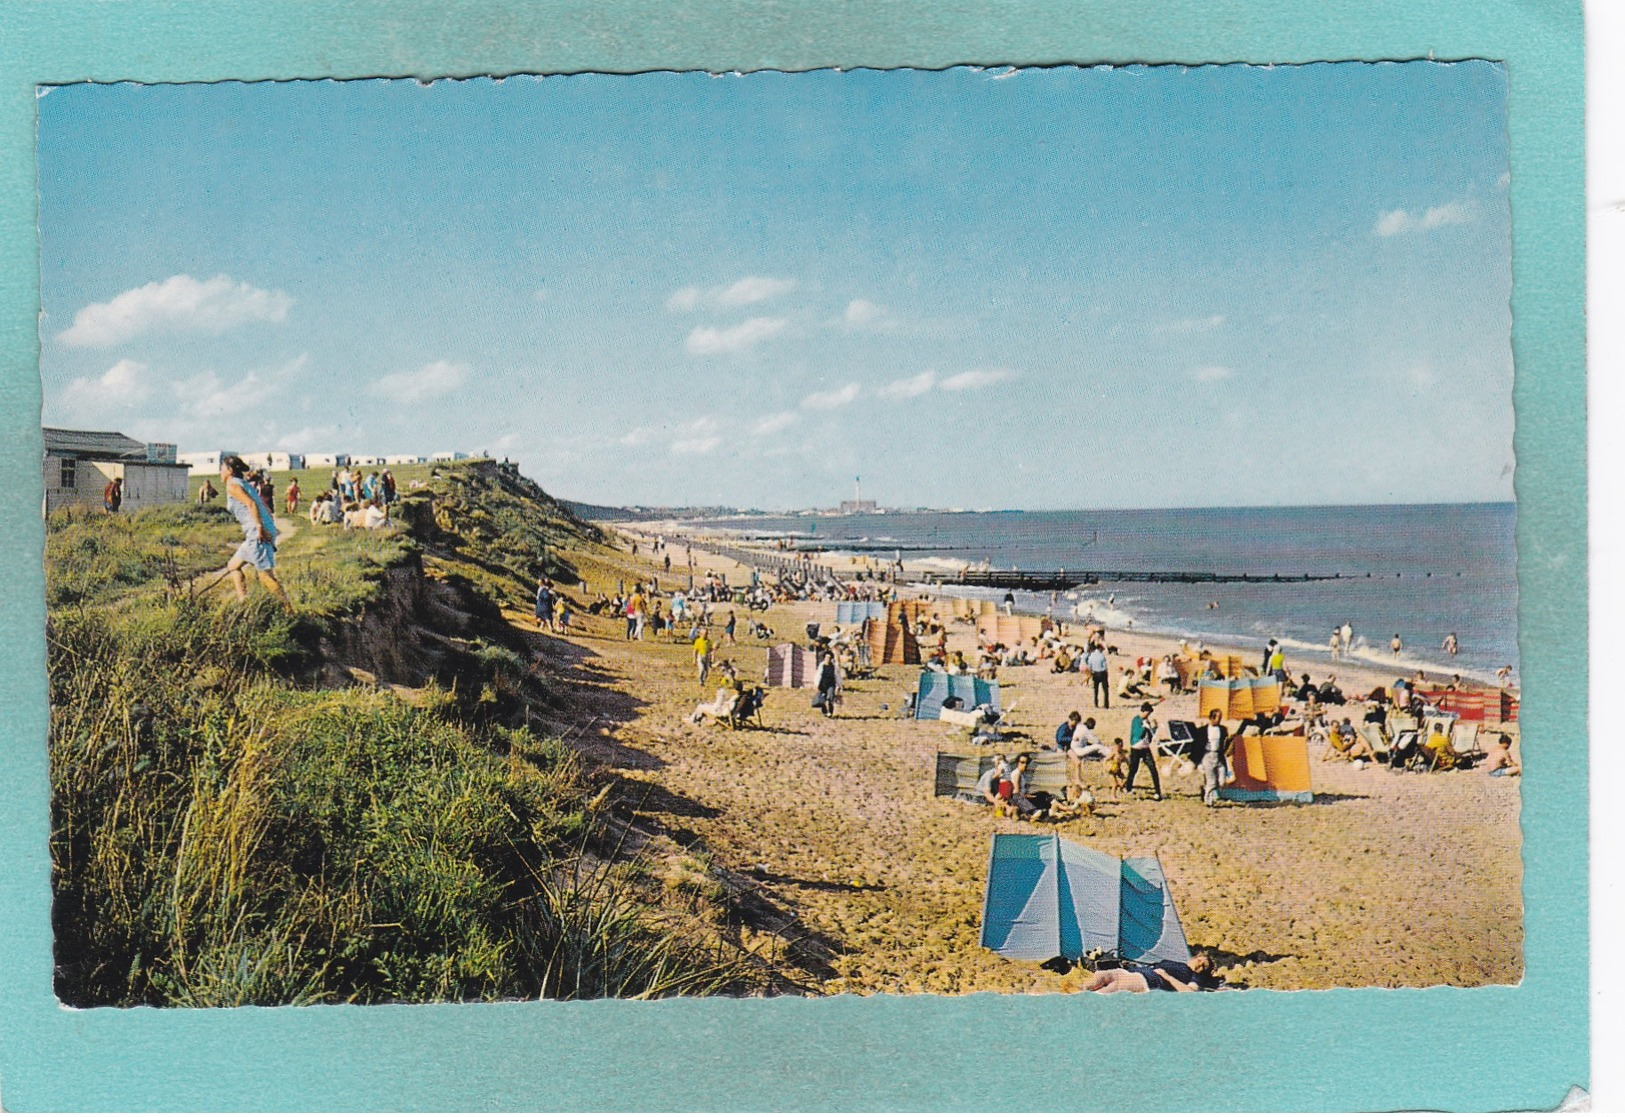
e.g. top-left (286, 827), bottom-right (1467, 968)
top-left (671, 435), bottom-right (722, 455)
top-left (274, 424), bottom-right (344, 451)
top-left (1167, 314), bottom-right (1225, 333)
top-left (372, 359), bottom-right (468, 403)
top-left (1421, 201), bottom-right (1474, 229)
top-left (619, 427), bottom-right (656, 447)
top-left (60, 358), bottom-right (151, 412)
top-left (670, 418), bottom-right (723, 454)
top-left (718, 276), bottom-right (796, 306)
top-left (667, 276), bottom-right (796, 313)
top-left (1374, 210), bottom-right (1412, 237)
top-left (1190, 365), bottom-right (1234, 383)
top-left (175, 354), bottom-right (307, 420)
top-left (1375, 200), bottom-right (1477, 237)
top-left (58, 274), bottom-right (292, 348)
top-left (844, 299), bottom-right (883, 326)
top-left (800, 382), bottom-right (861, 410)
top-left (752, 411), bottom-right (799, 436)
top-left (685, 316), bottom-right (787, 356)
top-left (878, 370), bottom-right (937, 398)
top-left (940, 368), bottom-right (1015, 392)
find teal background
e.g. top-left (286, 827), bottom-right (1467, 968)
top-left (0, 2), bottom-right (1585, 1110)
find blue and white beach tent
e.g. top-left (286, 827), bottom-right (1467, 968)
top-left (913, 670), bottom-right (999, 720)
top-left (833, 600), bottom-right (887, 626)
top-left (980, 833), bottom-right (1191, 964)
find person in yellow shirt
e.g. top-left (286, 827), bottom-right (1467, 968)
top-left (693, 628), bottom-right (712, 686)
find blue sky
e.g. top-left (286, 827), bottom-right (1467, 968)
top-left (37, 64), bottom-right (1512, 510)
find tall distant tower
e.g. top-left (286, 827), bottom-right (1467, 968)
top-left (840, 474), bottom-right (878, 515)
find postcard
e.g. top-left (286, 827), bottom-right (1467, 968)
top-left (0, 4), bottom-right (1588, 1111)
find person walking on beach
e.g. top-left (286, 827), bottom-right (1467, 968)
top-left (813, 650), bottom-right (839, 717)
top-left (1391, 633), bottom-right (1403, 658)
top-left (694, 627), bottom-right (713, 687)
top-left (725, 609), bottom-right (737, 646)
top-left (1197, 708), bottom-right (1230, 807)
top-left (218, 455), bottom-right (290, 606)
top-left (1085, 645), bottom-right (1110, 708)
top-left (1329, 628), bottom-right (1342, 661)
top-left (1266, 642), bottom-right (1286, 683)
top-left (1124, 702), bottom-right (1162, 800)
top-left (534, 578), bottom-right (553, 631)
top-left (1002, 591), bottom-right (1016, 616)
top-left (1340, 621), bottom-right (1353, 654)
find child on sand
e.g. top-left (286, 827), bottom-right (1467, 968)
top-left (1485, 733), bottom-right (1520, 777)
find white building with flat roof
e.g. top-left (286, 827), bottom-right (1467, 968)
top-left (45, 428), bottom-right (191, 514)
top-left (178, 450), bottom-right (236, 476)
top-left (242, 451), bottom-right (305, 472)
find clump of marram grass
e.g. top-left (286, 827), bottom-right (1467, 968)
top-left (47, 473), bottom-right (770, 1006)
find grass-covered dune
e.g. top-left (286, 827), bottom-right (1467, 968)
top-left (47, 462), bottom-right (761, 1007)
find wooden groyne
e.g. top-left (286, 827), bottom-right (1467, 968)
top-left (928, 569), bottom-right (1343, 590)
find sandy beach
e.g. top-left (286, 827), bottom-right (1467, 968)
top-left (530, 528), bottom-right (1523, 993)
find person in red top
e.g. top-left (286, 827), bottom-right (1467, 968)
top-left (284, 477), bottom-right (301, 514)
top-left (102, 476), bottom-right (122, 513)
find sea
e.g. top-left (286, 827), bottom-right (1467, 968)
top-left (679, 504), bottom-right (1519, 685)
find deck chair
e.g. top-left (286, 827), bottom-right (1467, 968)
top-left (1389, 729), bottom-right (1424, 770)
top-left (969, 699), bottom-right (1019, 747)
top-left (1449, 723), bottom-right (1483, 766)
top-left (1156, 720), bottom-right (1200, 776)
top-left (1359, 723), bottom-right (1391, 761)
top-left (726, 686), bottom-right (766, 730)
top-left (1414, 716), bottom-right (1461, 772)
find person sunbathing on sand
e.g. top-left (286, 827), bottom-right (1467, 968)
top-left (1117, 668), bottom-right (1152, 701)
top-left (1041, 783), bottom-right (1095, 822)
top-left (689, 684), bottom-right (742, 726)
top-left (1083, 953), bottom-right (1218, 993)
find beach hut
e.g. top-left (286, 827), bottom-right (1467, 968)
top-left (868, 600), bottom-right (921, 665)
top-left (914, 670), bottom-right (1000, 720)
top-left (1218, 734), bottom-right (1313, 803)
top-left (980, 834), bottom-right (1191, 965)
top-left (764, 643), bottom-right (817, 688)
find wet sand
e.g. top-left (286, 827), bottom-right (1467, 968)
top-left (536, 530), bottom-right (1522, 993)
